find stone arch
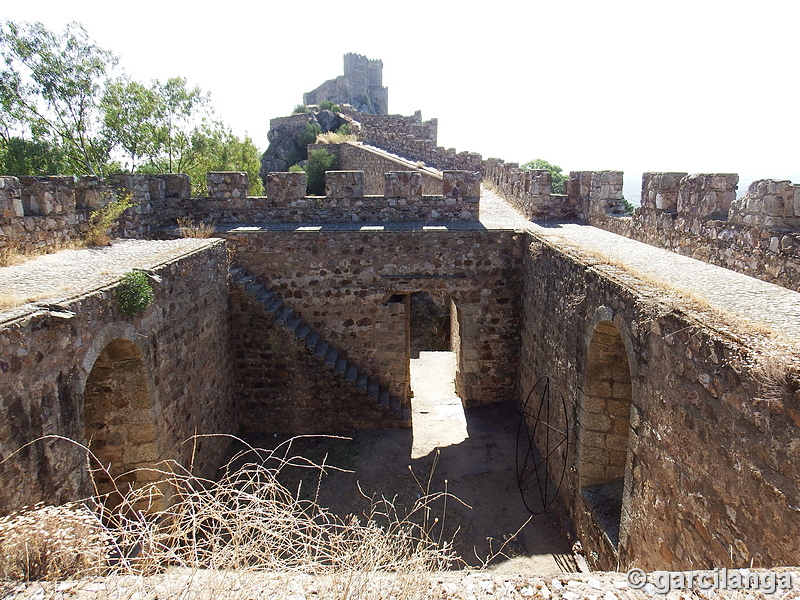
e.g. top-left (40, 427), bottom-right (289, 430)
top-left (82, 337), bottom-right (161, 505)
top-left (577, 308), bottom-right (635, 552)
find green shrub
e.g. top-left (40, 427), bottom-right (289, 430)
top-left (292, 104), bottom-right (308, 114)
top-left (288, 164), bottom-right (304, 173)
top-left (318, 100), bottom-right (334, 111)
top-left (116, 270), bottom-right (155, 316)
top-left (331, 104), bottom-right (341, 113)
top-left (297, 123), bottom-right (321, 160)
top-left (336, 123), bottom-right (351, 136)
top-left (84, 192), bottom-right (135, 247)
top-left (305, 148), bottom-right (336, 196)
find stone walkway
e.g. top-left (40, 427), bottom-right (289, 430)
top-left (0, 239), bottom-right (218, 324)
top-left (410, 351), bottom-right (468, 459)
top-left (480, 186), bottom-right (800, 343)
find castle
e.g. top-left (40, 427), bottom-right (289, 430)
top-left (1, 56), bottom-right (799, 575)
top-left (303, 53), bottom-right (389, 114)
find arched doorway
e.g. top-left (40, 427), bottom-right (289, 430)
top-left (83, 338), bottom-right (160, 508)
top-left (578, 320), bottom-right (633, 552)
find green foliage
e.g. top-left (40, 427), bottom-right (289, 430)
top-left (305, 148), bottom-right (336, 196)
top-left (336, 123), bottom-right (351, 136)
top-left (85, 192), bottom-right (134, 246)
top-left (0, 136), bottom-right (68, 176)
top-left (115, 270), bottom-right (154, 316)
top-left (621, 197), bottom-right (635, 215)
top-left (292, 104), bottom-right (308, 114)
top-left (297, 122), bottom-right (321, 160)
top-left (158, 122), bottom-right (264, 196)
top-left (0, 20), bottom-right (117, 176)
top-left (521, 158), bottom-right (566, 194)
top-left (288, 164), bottom-right (304, 173)
top-left (318, 101), bottom-right (334, 111)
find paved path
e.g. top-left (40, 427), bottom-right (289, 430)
top-left (480, 186), bottom-right (800, 343)
top-left (410, 351), bottom-right (468, 459)
top-left (0, 239), bottom-right (218, 324)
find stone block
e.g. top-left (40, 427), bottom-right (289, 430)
top-left (384, 171), bottom-right (423, 198)
top-left (267, 171), bottom-right (307, 201)
top-left (18, 176), bottom-right (76, 216)
top-left (0, 176), bottom-right (23, 218)
top-left (207, 171), bottom-right (249, 201)
top-left (159, 174), bottom-right (192, 199)
top-left (677, 173), bottom-right (738, 219)
top-left (325, 171), bottom-right (364, 198)
top-left (442, 171), bottom-right (480, 200)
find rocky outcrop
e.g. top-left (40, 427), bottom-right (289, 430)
top-left (259, 109), bottom-right (345, 186)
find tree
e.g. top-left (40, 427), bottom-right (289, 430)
top-left (0, 20), bottom-right (117, 175)
top-left (0, 136), bottom-right (68, 176)
top-left (521, 158), bottom-right (566, 194)
top-left (182, 124), bottom-right (265, 196)
top-left (101, 78), bottom-right (163, 172)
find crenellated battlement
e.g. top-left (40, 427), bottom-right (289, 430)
top-left (0, 169), bottom-right (481, 256)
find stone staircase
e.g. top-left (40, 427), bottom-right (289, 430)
top-left (230, 266), bottom-right (409, 422)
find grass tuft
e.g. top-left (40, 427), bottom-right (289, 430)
top-left (176, 217), bottom-right (216, 239)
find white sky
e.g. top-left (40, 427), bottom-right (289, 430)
top-left (5, 0), bottom-right (799, 199)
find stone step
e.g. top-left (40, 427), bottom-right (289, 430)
top-left (314, 340), bottom-right (329, 358)
top-left (324, 347), bottom-right (338, 365)
top-left (231, 265), bottom-right (407, 423)
top-left (367, 380), bottom-right (380, 398)
top-left (265, 299), bottom-right (283, 313)
top-left (305, 331), bottom-right (320, 350)
top-left (275, 307), bottom-right (294, 324)
top-left (295, 325), bottom-right (311, 342)
top-left (285, 317), bottom-right (302, 333)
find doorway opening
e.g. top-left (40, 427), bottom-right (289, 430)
top-left (578, 320), bottom-right (633, 551)
top-left (408, 291), bottom-right (467, 458)
top-left (83, 338), bottom-right (161, 509)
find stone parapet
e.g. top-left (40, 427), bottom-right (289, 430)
top-left (677, 173), bottom-right (738, 218)
top-left (729, 179), bottom-right (800, 229)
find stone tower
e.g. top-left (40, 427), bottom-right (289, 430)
top-left (303, 53), bottom-right (389, 115)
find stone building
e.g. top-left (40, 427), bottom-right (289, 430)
top-left (303, 53), bottom-right (388, 114)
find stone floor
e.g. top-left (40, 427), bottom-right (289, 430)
top-left (479, 186), bottom-right (800, 343)
top-left (0, 238), bottom-right (219, 324)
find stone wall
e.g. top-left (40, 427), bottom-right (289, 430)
top-left (483, 158), bottom-right (576, 220)
top-left (0, 241), bottom-right (235, 513)
top-left (309, 141), bottom-right (442, 195)
top-left (1, 169), bottom-right (481, 260)
top-left (304, 53), bottom-right (388, 115)
top-left (520, 232), bottom-right (800, 571)
top-left (222, 228), bottom-right (524, 409)
top-left (230, 284), bottom-right (405, 434)
top-left (581, 172), bottom-right (800, 292)
top-left (342, 108), bottom-right (482, 173)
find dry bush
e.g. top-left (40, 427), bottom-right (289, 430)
top-left (0, 436), bottom-right (460, 596)
top-left (176, 217), bottom-right (216, 239)
top-left (315, 132), bottom-right (358, 144)
top-left (0, 503), bottom-right (112, 580)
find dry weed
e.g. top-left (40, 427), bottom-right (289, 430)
top-left (0, 503), bottom-right (112, 580)
top-left (315, 132), bottom-right (358, 144)
top-left (0, 435), bottom-right (460, 596)
top-left (176, 217), bottom-right (216, 239)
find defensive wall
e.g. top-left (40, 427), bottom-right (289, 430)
top-left (2, 156), bottom-right (800, 573)
top-left (519, 234), bottom-right (800, 571)
top-left (483, 158), bottom-right (800, 292)
top-left (0, 169), bottom-right (480, 256)
top-left (341, 107), bottom-right (482, 173)
top-left (307, 141), bottom-right (444, 195)
top-left (0, 240), bottom-right (234, 511)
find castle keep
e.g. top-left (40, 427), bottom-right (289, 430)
top-left (303, 53), bottom-right (389, 114)
top-left (1, 61), bottom-right (799, 575)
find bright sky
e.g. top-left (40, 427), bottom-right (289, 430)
top-left (5, 0), bottom-right (799, 199)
